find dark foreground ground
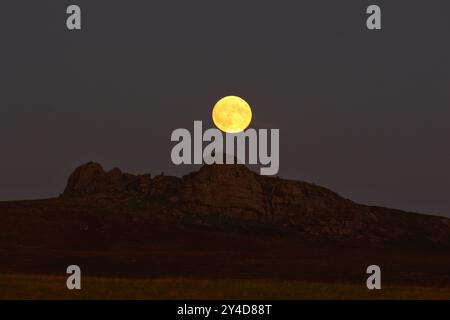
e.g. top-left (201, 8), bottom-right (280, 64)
top-left (2, 275), bottom-right (450, 299)
top-left (0, 198), bottom-right (449, 299)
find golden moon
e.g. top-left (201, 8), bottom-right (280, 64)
top-left (212, 96), bottom-right (252, 133)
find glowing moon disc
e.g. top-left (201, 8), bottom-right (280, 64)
top-left (212, 96), bottom-right (252, 133)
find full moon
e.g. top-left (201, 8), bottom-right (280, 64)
top-left (212, 96), bottom-right (252, 133)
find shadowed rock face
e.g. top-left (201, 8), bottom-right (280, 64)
top-left (64, 162), bottom-right (152, 196)
top-left (63, 162), bottom-right (353, 222)
top-left (63, 162), bottom-right (450, 245)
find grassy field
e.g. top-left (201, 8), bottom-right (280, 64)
top-left (1, 274), bottom-right (449, 300)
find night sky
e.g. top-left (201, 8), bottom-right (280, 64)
top-left (0, 1), bottom-right (449, 217)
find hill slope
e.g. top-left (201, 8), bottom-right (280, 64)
top-left (1, 162), bottom-right (450, 286)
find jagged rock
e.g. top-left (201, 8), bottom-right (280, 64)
top-left (178, 164), bottom-right (267, 220)
top-left (149, 175), bottom-right (181, 199)
top-left (64, 162), bottom-right (137, 195)
top-left (62, 161), bottom-right (450, 244)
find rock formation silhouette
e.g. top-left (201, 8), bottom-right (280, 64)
top-left (63, 162), bottom-right (450, 245)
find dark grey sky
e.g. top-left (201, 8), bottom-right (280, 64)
top-left (1, 1), bottom-right (449, 217)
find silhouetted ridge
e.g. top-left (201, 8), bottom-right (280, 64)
top-left (62, 162), bottom-right (450, 245)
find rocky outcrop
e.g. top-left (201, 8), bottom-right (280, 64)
top-left (63, 162), bottom-right (354, 222)
top-left (177, 164), bottom-right (267, 220)
top-left (64, 162), bottom-right (147, 195)
top-left (62, 162), bottom-right (450, 244)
